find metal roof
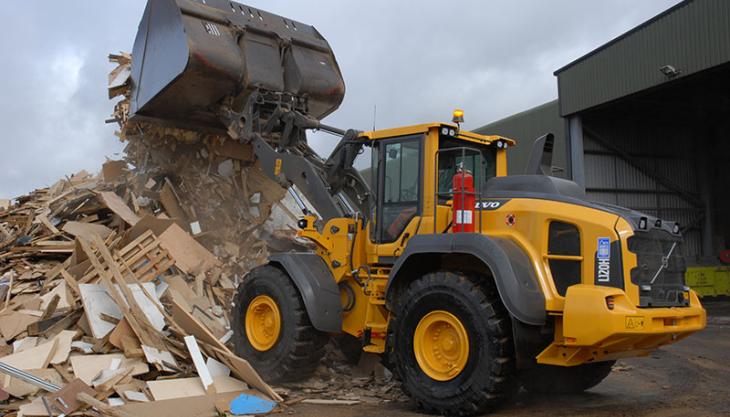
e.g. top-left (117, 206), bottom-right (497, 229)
top-left (554, 0), bottom-right (730, 116)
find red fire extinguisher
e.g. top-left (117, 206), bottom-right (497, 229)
top-left (452, 168), bottom-right (475, 233)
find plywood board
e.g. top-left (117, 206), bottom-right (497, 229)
top-left (46, 378), bottom-right (96, 415)
top-left (147, 376), bottom-right (247, 401)
top-left (70, 354), bottom-right (149, 385)
top-left (212, 375), bottom-right (247, 393)
top-left (108, 318), bottom-right (138, 351)
top-left (147, 377), bottom-right (206, 401)
top-left (78, 283), bottom-right (164, 339)
top-left (141, 345), bottom-right (177, 372)
top-left (0, 338), bottom-right (57, 370)
top-left (161, 275), bottom-right (197, 301)
top-left (102, 160), bottom-right (127, 183)
top-left (2, 368), bottom-right (62, 398)
top-left (206, 357), bottom-right (230, 377)
top-left (99, 191), bottom-right (140, 226)
top-left (62, 221), bottom-right (113, 240)
top-left (157, 223), bottom-right (219, 274)
top-left (0, 312), bottom-right (39, 340)
top-left (169, 296), bottom-right (228, 353)
top-left (118, 391), bottom-right (242, 417)
top-left (45, 378), bottom-right (96, 416)
top-left (49, 330), bottom-right (76, 365)
top-left (215, 349), bottom-right (282, 402)
top-left (12, 337), bottom-right (37, 353)
top-left (40, 281), bottom-right (71, 311)
top-left (159, 181), bottom-right (187, 229)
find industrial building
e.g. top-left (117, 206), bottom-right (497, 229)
top-left (477, 0), bottom-right (730, 265)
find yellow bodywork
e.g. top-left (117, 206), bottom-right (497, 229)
top-left (293, 123), bottom-right (705, 367)
top-left (538, 285), bottom-right (705, 365)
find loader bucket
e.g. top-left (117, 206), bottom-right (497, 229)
top-left (130, 0), bottom-right (345, 131)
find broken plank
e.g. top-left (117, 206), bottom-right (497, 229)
top-left (184, 335), bottom-right (214, 394)
top-left (0, 338), bottom-right (57, 370)
top-left (99, 192), bottom-right (140, 226)
top-left (70, 354), bottom-right (149, 385)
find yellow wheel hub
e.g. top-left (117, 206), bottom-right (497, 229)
top-left (414, 310), bottom-right (469, 381)
top-left (245, 295), bottom-right (281, 352)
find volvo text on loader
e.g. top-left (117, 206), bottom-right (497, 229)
top-left (127, 1), bottom-right (706, 415)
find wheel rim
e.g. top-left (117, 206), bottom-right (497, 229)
top-left (413, 310), bottom-right (469, 381)
top-left (245, 295), bottom-right (281, 351)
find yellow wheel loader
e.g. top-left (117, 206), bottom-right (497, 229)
top-left (128, 1), bottom-right (706, 415)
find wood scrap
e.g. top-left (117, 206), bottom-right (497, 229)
top-left (184, 335), bottom-right (214, 394)
top-left (146, 376), bottom-right (247, 401)
top-left (98, 192), bottom-right (140, 226)
top-left (0, 338), bottom-right (57, 370)
top-left (69, 354), bottom-right (148, 385)
top-left (0, 313), bottom-right (38, 340)
top-left (2, 368), bottom-right (62, 398)
top-left (44, 378), bottom-right (96, 416)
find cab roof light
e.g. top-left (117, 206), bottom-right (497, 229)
top-left (639, 217), bottom-right (648, 230)
top-left (452, 109), bottom-right (464, 124)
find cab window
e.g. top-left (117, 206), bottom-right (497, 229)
top-left (437, 138), bottom-right (496, 203)
top-left (375, 136), bottom-right (421, 243)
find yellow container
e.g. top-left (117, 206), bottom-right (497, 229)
top-left (686, 266), bottom-right (730, 297)
top-left (714, 267), bottom-right (730, 296)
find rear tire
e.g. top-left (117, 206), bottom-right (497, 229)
top-left (232, 265), bottom-right (328, 383)
top-left (390, 271), bottom-right (519, 416)
top-left (520, 361), bottom-right (615, 394)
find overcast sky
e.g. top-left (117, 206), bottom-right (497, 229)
top-left (0, 0), bottom-right (680, 198)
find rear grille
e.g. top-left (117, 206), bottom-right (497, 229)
top-left (628, 229), bottom-right (688, 307)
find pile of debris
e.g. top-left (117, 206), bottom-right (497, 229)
top-left (0, 166), bottom-right (290, 416)
top-left (0, 53), bottom-right (405, 416)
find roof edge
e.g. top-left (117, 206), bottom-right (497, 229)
top-left (553, 0), bottom-right (691, 76)
top-left (475, 99), bottom-right (559, 133)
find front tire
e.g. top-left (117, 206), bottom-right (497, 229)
top-left (390, 271), bottom-right (519, 416)
top-left (520, 361), bottom-right (615, 394)
top-left (232, 265), bottom-right (328, 383)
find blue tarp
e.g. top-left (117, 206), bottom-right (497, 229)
top-left (229, 393), bottom-right (276, 415)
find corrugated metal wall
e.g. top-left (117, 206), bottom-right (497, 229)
top-left (555, 0), bottom-right (730, 116)
top-left (474, 100), bottom-right (567, 177)
top-left (476, 102), bottom-right (707, 260)
top-left (582, 115), bottom-right (704, 259)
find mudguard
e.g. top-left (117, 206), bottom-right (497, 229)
top-left (386, 234), bottom-right (546, 325)
top-left (268, 252), bottom-right (342, 333)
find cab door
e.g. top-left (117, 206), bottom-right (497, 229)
top-left (371, 135), bottom-right (423, 261)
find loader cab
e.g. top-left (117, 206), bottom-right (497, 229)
top-left (362, 123), bottom-right (513, 259)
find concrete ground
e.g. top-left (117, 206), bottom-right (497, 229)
top-left (288, 299), bottom-right (730, 417)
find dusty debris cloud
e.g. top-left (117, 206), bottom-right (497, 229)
top-left (0, 0), bottom-right (680, 198)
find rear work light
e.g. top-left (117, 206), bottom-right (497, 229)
top-left (606, 296), bottom-right (615, 310)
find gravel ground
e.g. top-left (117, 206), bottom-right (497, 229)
top-left (286, 299), bottom-right (730, 417)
